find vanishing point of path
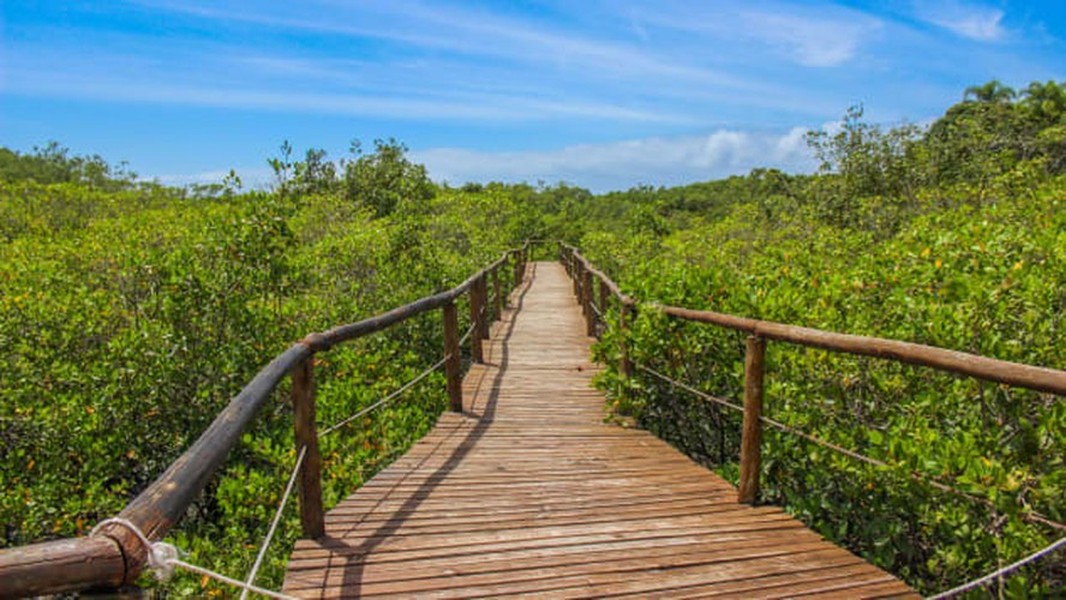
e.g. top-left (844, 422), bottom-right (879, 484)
top-left (282, 262), bottom-right (916, 598)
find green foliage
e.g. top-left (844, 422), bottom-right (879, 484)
top-left (3, 78), bottom-right (1063, 596)
top-left (0, 142), bottom-right (136, 190)
top-left (585, 84), bottom-right (1066, 595)
top-left (0, 156), bottom-right (528, 593)
top-left (342, 139), bottom-right (434, 217)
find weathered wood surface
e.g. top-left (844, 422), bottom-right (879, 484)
top-left (293, 357), bottom-right (325, 539)
top-left (738, 335), bottom-right (766, 505)
top-left (283, 262), bottom-right (916, 599)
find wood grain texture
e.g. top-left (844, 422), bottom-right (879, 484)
top-left (738, 335), bottom-right (766, 505)
top-left (293, 357), bottom-right (325, 539)
top-left (283, 262), bottom-right (916, 599)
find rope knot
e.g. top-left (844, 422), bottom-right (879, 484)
top-left (146, 539), bottom-right (179, 581)
top-left (90, 517), bottom-right (178, 581)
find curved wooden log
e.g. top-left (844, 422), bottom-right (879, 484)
top-left (656, 305), bottom-right (1066, 396)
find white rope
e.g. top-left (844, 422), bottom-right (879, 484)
top-left (169, 560), bottom-right (296, 599)
top-left (319, 355), bottom-right (449, 437)
top-left (90, 517), bottom-right (296, 600)
top-left (459, 322), bottom-right (477, 346)
top-left (239, 446), bottom-right (307, 600)
top-left (636, 363), bottom-right (1065, 530)
top-left (926, 537), bottom-right (1065, 599)
top-left (639, 364), bottom-right (745, 413)
top-left (589, 301), bottom-right (603, 319)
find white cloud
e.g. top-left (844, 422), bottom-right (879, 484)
top-left (739, 11), bottom-right (873, 67)
top-left (5, 62), bottom-right (682, 124)
top-left (910, 1), bottom-right (1006, 41)
top-left (134, 0), bottom-right (750, 89)
top-left (412, 127), bottom-right (816, 192)
top-left (633, 2), bottom-right (881, 68)
top-left (153, 167), bottom-right (275, 189)
top-left (148, 127), bottom-right (817, 193)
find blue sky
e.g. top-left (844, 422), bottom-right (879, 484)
top-left (2, 1), bottom-right (1064, 192)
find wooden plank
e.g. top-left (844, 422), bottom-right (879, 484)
top-left (283, 262), bottom-right (916, 599)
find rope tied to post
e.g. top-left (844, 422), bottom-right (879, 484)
top-left (89, 518), bottom-right (297, 599)
top-left (90, 517), bottom-right (181, 581)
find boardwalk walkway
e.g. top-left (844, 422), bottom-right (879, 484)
top-left (283, 262), bottom-right (915, 598)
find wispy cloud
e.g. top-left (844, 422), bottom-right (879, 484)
top-left (413, 128), bottom-right (816, 192)
top-left (4, 1), bottom-right (1059, 192)
top-left (131, 0), bottom-right (751, 89)
top-left (3, 50), bottom-right (685, 124)
top-left (739, 11), bottom-right (879, 67)
top-left (910, 1), bottom-right (1006, 41)
top-left (151, 128), bottom-right (816, 193)
top-left (154, 166), bottom-right (275, 189)
top-left (629, 1), bottom-right (882, 68)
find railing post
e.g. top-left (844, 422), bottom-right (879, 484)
top-left (619, 302), bottom-right (633, 379)
top-left (513, 253), bottom-right (523, 293)
top-left (582, 269), bottom-right (595, 337)
top-left (442, 301), bottom-right (463, 412)
top-left (292, 357), bottom-right (324, 539)
top-left (468, 283), bottom-right (484, 364)
top-left (477, 275), bottom-right (491, 340)
top-left (599, 279), bottom-right (610, 320)
top-left (738, 335), bottom-right (766, 504)
top-left (492, 267), bottom-right (503, 322)
top-left (573, 259), bottom-right (583, 297)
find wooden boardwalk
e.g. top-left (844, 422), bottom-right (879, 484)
top-left (283, 262), bottom-right (916, 599)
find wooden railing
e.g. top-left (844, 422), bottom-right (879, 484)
top-left (558, 243), bottom-right (1066, 505)
top-left (0, 244), bottom-right (531, 598)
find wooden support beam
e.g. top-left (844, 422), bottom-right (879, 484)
top-left (478, 276), bottom-right (491, 340)
top-left (292, 358), bottom-right (325, 539)
top-left (583, 269), bottom-right (595, 337)
top-left (469, 284), bottom-right (484, 364)
top-left (513, 254), bottom-right (523, 295)
top-left (573, 260), bottom-right (583, 298)
top-left (442, 301), bottom-right (463, 412)
top-left (619, 302), bottom-right (633, 380)
top-left (492, 267), bottom-right (503, 323)
top-left (738, 335), bottom-right (766, 505)
top-left (599, 279), bottom-right (610, 321)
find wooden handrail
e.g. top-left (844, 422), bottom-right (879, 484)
top-left (559, 244), bottom-right (1066, 506)
top-left (655, 305), bottom-right (1066, 396)
top-left (559, 243), bottom-right (1066, 395)
top-left (0, 244), bottom-right (530, 598)
top-left (559, 243), bottom-right (634, 306)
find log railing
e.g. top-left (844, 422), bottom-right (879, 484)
top-left (0, 244), bottom-right (531, 598)
top-left (558, 243), bottom-right (1066, 506)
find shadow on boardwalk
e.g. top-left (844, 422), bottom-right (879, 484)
top-left (315, 264), bottom-right (535, 593)
top-left (284, 262), bottom-right (915, 599)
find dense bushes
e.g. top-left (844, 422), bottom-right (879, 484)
top-left (586, 82), bottom-right (1065, 595)
top-left (2, 79), bottom-right (1063, 596)
top-left (0, 145), bottom-right (530, 593)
